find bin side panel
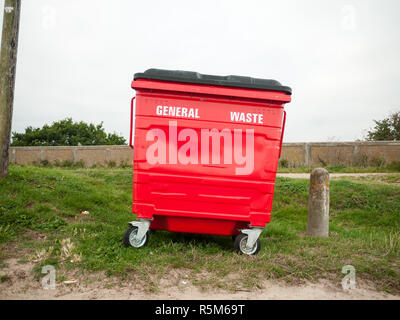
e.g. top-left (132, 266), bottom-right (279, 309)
top-left (132, 89), bottom-right (285, 231)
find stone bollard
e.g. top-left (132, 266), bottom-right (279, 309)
top-left (307, 168), bottom-right (330, 237)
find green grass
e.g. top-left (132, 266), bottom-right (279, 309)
top-left (0, 166), bottom-right (399, 293)
top-left (33, 158), bottom-right (400, 173)
top-left (336, 174), bottom-right (400, 186)
top-left (0, 274), bottom-right (10, 283)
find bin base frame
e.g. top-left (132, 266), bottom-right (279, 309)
top-left (128, 218), bottom-right (264, 253)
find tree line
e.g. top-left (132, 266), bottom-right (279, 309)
top-left (11, 118), bottom-right (126, 146)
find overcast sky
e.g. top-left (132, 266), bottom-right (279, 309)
top-left (1, 0), bottom-right (399, 142)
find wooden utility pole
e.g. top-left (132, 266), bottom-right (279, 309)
top-left (0, 0), bottom-right (21, 178)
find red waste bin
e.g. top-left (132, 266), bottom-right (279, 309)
top-left (123, 69), bottom-right (292, 255)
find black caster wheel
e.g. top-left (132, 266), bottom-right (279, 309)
top-left (123, 225), bottom-right (149, 248)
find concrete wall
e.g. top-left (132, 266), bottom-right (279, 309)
top-left (280, 141), bottom-right (400, 167)
top-left (8, 141), bottom-right (400, 167)
top-left (9, 145), bottom-right (133, 167)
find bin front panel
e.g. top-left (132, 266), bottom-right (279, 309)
top-left (132, 82), bottom-right (287, 230)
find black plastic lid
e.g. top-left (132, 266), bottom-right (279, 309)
top-left (134, 68), bottom-right (292, 95)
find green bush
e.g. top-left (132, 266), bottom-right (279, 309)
top-left (11, 118), bottom-right (126, 146)
top-left (278, 159), bottom-right (289, 168)
top-left (387, 161), bottom-right (400, 172)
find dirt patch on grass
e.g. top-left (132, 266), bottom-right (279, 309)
top-left (1, 230), bottom-right (46, 260)
top-left (0, 259), bottom-right (398, 300)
